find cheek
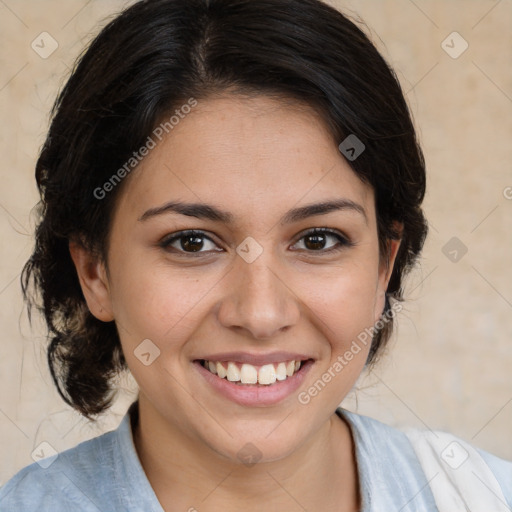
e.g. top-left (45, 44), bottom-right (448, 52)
top-left (303, 262), bottom-right (379, 380)
top-left (291, 267), bottom-right (377, 408)
top-left (108, 264), bottom-right (217, 401)
top-left (107, 257), bottom-right (216, 349)
top-left (306, 264), bottom-right (380, 338)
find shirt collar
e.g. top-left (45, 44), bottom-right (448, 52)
top-left (337, 407), bottom-right (438, 511)
top-left (112, 402), bottom-right (437, 511)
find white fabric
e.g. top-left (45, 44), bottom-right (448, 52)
top-left (405, 428), bottom-right (510, 512)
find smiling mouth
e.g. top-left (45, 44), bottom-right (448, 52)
top-left (197, 359), bottom-right (311, 386)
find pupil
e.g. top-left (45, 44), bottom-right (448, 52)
top-left (182, 235), bottom-right (203, 252)
top-left (306, 234), bottom-right (325, 250)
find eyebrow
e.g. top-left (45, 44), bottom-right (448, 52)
top-left (138, 198), bottom-right (367, 224)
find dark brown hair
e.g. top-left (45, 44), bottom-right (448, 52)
top-left (22, 0), bottom-right (428, 418)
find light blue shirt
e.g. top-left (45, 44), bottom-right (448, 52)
top-left (1, 403), bottom-right (511, 511)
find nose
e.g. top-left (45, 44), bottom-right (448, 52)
top-left (216, 252), bottom-right (301, 340)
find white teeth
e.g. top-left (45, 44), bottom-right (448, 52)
top-left (216, 362), bottom-right (227, 379)
top-left (240, 364), bottom-right (258, 384)
top-left (258, 364), bottom-right (277, 385)
top-left (203, 361), bottom-right (302, 386)
top-left (203, 359), bottom-right (306, 385)
top-left (227, 362), bottom-right (241, 382)
top-left (276, 362), bottom-right (287, 381)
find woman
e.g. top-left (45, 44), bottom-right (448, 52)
top-left (1, 0), bottom-right (510, 510)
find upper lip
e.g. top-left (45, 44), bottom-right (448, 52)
top-left (195, 351), bottom-right (314, 366)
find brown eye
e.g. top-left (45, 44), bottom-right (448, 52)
top-left (291, 228), bottom-right (352, 253)
top-left (181, 234), bottom-right (206, 252)
top-left (160, 230), bottom-right (221, 254)
top-left (303, 232), bottom-right (329, 250)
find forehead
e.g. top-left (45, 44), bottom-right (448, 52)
top-left (116, 95), bottom-right (375, 227)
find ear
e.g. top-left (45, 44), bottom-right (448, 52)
top-left (69, 240), bottom-right (114, 322)
top-left (374, 224), bottom-right (403, 322)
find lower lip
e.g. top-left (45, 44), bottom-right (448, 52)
top-left (193, 360), bottom-right (314, 407)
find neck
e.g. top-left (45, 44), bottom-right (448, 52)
top-left (132, 399), bottom-right (360, 512)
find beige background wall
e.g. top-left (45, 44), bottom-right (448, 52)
top-left (0, 0), bottom-right (511, 484)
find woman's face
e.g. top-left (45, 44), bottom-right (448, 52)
top-left (79, 95), bottom-right (399, 462)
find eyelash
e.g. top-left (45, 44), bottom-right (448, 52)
top-left (159, 228), bottom-right (353, 257)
